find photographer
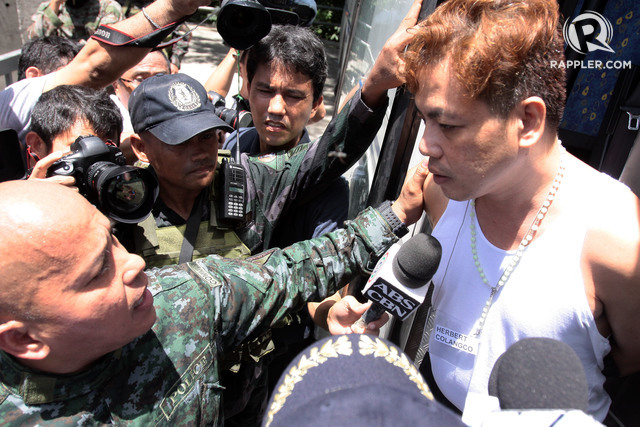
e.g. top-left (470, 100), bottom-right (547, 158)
top-left (18, 36), bottom-right (81, 81)
top-left (25, 85), bottom-right (122, 187)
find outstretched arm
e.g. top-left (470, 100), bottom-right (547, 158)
top-left (204, 48), bottom-right (240, 98)
top-left (313, 159), bottom-right (431, 334)
top-left (280, 0), bottom-right (425, 205)
top-left (45, 0), bottom-right (210, 91)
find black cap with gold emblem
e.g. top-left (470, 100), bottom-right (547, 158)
top-left (129, 73), bottom-right (233, 145)
top-left (263, 334), bottom-right (466, 427)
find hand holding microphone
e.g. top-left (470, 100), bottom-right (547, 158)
top-left (354, 232), bottom-right (442, 329)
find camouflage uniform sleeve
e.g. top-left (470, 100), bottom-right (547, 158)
top-left (292, 87), bottom-right (388, 193)
top-left (26, 1), bottom-right (66, 40)
top-left (188, 206), bottom-right (398, 353)
top-left (241, 88), bottom-right (389, 251)
top-left (167, 24), bottom-right (192, 68)
top-left (90, 0), bottom-right (123, 32)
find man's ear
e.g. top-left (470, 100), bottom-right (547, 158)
top-left (517, 96), bottom-right (546, 148)
top-left (129, 133), bottom-right (149, 163)
top-left (0, 320), bottom-right (50, 361)
top-left (308, 95), bottom-right (325, 125)
top-left (311, 94), bottom-right (324, 113)
top-left (24, 66), bottom-right (43, 79)
top-left (25, 131), bottom-right (49, 159)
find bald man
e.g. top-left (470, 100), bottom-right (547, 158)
top-left (0, 167), bottom-right (427, 424)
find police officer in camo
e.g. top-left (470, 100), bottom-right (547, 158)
top-left (26, 0), bottom-right (123, 42)
top-left (0, 160), bottom-right (426, 424)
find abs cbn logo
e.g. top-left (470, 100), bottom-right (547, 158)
top-left (551, 11), bottom-right (632, 70)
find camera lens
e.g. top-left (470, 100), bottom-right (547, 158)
top-left (89, 162), bottom-right (159, 224)
top-left (215, 106), bottom-right (253, 128)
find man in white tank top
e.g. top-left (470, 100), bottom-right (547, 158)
top-left (399, 0), bottom-right (640, 423)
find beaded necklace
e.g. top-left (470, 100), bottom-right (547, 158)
top-left (469, 154), bottom-right (565, 337)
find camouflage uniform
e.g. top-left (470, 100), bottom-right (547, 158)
top-left (128, 89), bottom-right (386, 262)
top-left (26, 0), bottom-right (123, 42)
top-left (0, 207), bottom-right (398, 425)
top-left (120, 89), bottom-right (387, 424)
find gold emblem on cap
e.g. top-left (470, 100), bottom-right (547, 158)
top-left (168, 82), bottom-right (201, 111)
top-left (264, 335), bottom-right (434, 427)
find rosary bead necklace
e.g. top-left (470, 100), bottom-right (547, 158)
top-left (470, 152), bottom-right (565, 337)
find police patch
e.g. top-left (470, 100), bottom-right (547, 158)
top-left (168, 82), bottom-right (201, 112)
top-left (257, 153), bottom-right (276, 163)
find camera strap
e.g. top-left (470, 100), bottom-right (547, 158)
top-left (179, 192), bottom-right (204, 264)
top-left (91, 8), bottom-right (217, 51)
top-left (91, 19), bottom-right (183, 49)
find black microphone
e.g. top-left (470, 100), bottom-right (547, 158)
top-left (488, 337), bottom-right (589, 411)
top-left (354, 232), bottom-right (442, 328)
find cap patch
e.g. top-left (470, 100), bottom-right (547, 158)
top-left (168, 82), bottom-right (201, 112)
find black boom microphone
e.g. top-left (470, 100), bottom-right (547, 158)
top-left (355, 232), bottom-right (442, 328)
top-left (488, 337), bottom-right (589, 411)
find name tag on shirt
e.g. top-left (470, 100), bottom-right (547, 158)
top-left (433, 324), bottom-right (479, 355)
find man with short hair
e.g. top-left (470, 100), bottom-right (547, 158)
top-left (224, 25), bottom-right (327, 157)
top-left (18, 36), bottom-right (81, 80)
top-left (25, 85), bottom-right (122, 168)
top-left (0, 165), bottom-right (427, 424)
top-left (22, 84), bottom-right (123, 191)
top-left (394, 0), bottom-right (640, 423)
top-left (220, 24), bottom-right (350, 399)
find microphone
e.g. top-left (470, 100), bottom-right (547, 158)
top-left (488, 337), bottom-right (589, 411)
top-left (354, 232), bottom-right (442, 328)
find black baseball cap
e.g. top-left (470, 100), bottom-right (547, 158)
top-left (128, 73), bottom-right (233, 145)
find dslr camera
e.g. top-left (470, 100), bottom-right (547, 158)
top-left (47, 135), bottom-right (159, 224)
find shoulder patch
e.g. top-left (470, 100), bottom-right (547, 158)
top-left (256, 153), bottom-right (277, 163)
top-left (188, 261), bottom-right (223, 289)
top-left (246, 248), bottom-right (277, 267)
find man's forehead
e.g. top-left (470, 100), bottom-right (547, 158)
top-left (255, 61), bottom-right (313, 86)
top-left (124, 53), bottom-right (170, 78)
top-left (51, 120), bottom-right (98, 150)
top-left (415, 62), bottom-right (473, 106)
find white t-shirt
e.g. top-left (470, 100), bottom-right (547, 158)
top-left (0, 75), bottom-right (50, 142)
top-left (110, 93), bottom-right (133, 134)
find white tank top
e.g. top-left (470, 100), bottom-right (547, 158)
top-left (428, 198), bottom-right (611, 422)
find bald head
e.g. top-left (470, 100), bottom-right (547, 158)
top-left (0, 181), bottom-right (102, 320)
top-left (0, 180), bottom-right (94, 248)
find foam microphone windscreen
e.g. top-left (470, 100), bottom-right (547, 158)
top-left (488, 337), bottom-right (589, 411)
top-left (391, 232), bottom-right (442, 288)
